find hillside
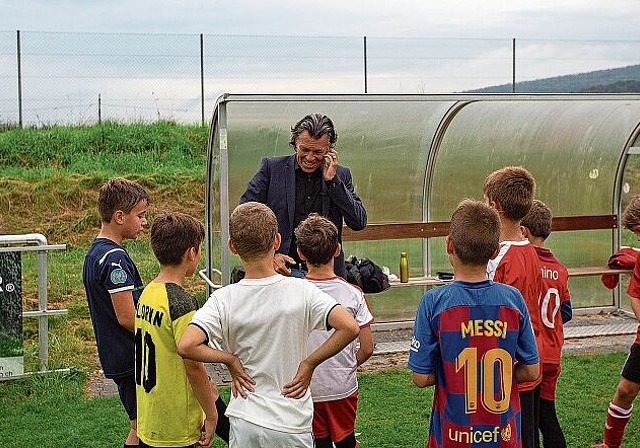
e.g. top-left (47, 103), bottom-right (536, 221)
top-left (468, 64), bottom-right (640, 93)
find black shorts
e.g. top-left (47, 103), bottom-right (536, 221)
top-left (621, 343), bottom-right (640, 384)
top-left (113, 375), bottom-right (137, 421)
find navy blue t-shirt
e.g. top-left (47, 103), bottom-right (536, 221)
top-left (83, 238), bottom-right (143, 379)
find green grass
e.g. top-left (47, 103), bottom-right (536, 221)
top-left (0, 352), bottom-right (638, 447)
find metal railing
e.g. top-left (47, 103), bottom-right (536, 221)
top-left (0, 233), bottom-right (67, 380)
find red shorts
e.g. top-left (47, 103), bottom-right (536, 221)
top-left (312, 390), bottom-right (359, 442)
top-left (539, 363), bottom-right (561, 401)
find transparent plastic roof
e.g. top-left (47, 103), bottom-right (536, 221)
top-left (429, 100), bottom-right (640, 220)
top-left (223, 98), bottom-right (456, 222)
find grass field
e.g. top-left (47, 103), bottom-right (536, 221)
top-left (0, 353), bottom-right (638, 447)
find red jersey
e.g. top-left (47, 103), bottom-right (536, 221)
top-left (626, 250), bottom-right (640, 344)
top-left (487, 240), bottom-right (543, 391)
top-left (533, 246), bottom-right (571, 364)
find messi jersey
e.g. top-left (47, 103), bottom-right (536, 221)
top-left (135, 282), bottom-right (205, 446)
top-left (409, 280), bottom-right (539, 448)
top-left (534, 246), bottom-right (571, 364)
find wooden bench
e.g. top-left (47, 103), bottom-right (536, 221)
top-left (342, 214), bottom-right (632, 288)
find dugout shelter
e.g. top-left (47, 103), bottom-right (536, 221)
top-left (203, 93), bottom-right (640, 323)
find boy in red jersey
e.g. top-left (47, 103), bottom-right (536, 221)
top-left (592, 195), bottom-right (640, 448)
top-left (485, 166), bottom-right (544, 448)
top-left (409, 200), bottom-right (540, 448)
top-left (521, 200), bottom-right (572, 448)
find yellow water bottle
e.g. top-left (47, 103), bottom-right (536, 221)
top-left (400, 252), bottom-right (409, 283)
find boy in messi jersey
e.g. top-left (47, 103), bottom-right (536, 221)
top-left (592, 195), bottom-right (640, 448)
top-left (485, 166), bottom-right (544, 448)
top-left (409, 200), bottom-right (540, 448)
top-left (295, 214), bottom-right (375, 448)
top-left (135, 211), bottom-right (230, 447)
top-left (83, 177), bottom-right (150, 447)
top-left (178, 202), bottom-right (360, 448)
top-left (521, 200), bottom-right (572, 448)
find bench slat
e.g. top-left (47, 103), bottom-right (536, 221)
top-left (342, 214), bottom-right (618, 241)
top-left (384, 267), bottom-right (632, 290)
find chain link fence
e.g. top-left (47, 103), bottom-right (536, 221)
top-left (0, 31), bottom-right (639, 126)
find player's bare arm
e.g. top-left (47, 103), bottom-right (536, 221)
top-left (178, 324), bottom-right (255, 398)
top-left (183, 359), bottom-right (218, 447)
top-left (412, 372), bottom-right (436, 388)
top-left (356, 325), bottom-right (374, 366)
top-left (515, 362), bottom-right (540, 384)
top-left (282, 305), bottom-right (359, 399)
top-left (111, 290), bottom-right (136, 332)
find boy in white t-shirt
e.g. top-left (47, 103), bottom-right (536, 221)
top-left (295, 214), bottom-right (374, 448)
top-left (178, 202), bottom-right (360, 448)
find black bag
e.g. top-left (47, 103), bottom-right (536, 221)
top-left (345, 255), bottom-right (390, 293)
top-left (230, 265), bottom-right (245, 283)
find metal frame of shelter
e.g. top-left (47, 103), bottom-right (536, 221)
top-left (203, 93), bottom-right (640, 321)
top-left (0, 233), bottom-right (68, 380)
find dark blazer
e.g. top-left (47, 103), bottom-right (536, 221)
top-left (240, 154), bottom-right (367, 278)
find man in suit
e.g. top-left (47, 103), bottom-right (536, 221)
top-left (240, 113), bottom-right (367, 279)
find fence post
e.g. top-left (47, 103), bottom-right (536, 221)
top-left (363, 35), bottom-right (368, 93)
top-left (98, 94), bottom-right (102, 124)
top-left (200, 33), bottom-right (205, 127)
top-left (512, 38), bottom-right (516, 93)
top-left (16, 30), bottom-right (23, 128)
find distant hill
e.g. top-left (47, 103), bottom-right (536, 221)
top-left (467, 64), bottom-right (640, 93)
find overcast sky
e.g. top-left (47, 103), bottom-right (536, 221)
top-left (2, 0), bottom-right (640, 40)
top-left (3, 1), bottom-right (640, 125)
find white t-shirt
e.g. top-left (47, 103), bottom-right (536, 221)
top-left (306, 276), bottom-right (374, 402)
top-left (190, 274), bottom-right (337, 433)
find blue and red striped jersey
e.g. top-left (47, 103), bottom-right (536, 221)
top-left (409, 279), bottom-right (539, 448)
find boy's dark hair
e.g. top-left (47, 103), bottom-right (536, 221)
top-left (623, 195), bottom-right (640, 230)
top-left (521, 199), bottom-right (553, 240)
top-left (294, 213), bottom-right (339, 267)
top-left (290, 113), bottom-right (338, 149)
top-left (229, 202), bottom-right (278, 261)
top-left (98, 177), bottom-right (150, 223)
top-left (150, 211), bottom-right (205, 266)
top-left (450, 199), bottom-right (500, 266)
top-left (483, 166), bottom-right (536, 221)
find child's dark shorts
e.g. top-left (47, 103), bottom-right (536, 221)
top-left (113, 374), bottom-right (137, 420)
top-left (621, 343), bottom-right (640, 384)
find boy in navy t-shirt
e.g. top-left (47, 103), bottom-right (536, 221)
top-left (83, 177), bottom-right (150, 448)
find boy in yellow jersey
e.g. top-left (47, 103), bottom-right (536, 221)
top-left (135, 211), bottom-right (228, 447)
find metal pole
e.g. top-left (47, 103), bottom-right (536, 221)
top-left (200, 34), bottom-right (205, 127)
top-left (36, 243), bottom-right (49, 371)
top-left (512, 38), bottom-right (516, 93)
top-left (16, 30), bottom-right (23, 128)
top-left (98, 94), bottom-right (101, 124)
top-left (363, 36), bottom-right (368, 93)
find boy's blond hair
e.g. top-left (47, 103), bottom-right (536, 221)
top-left (150, 211), bottom-right (205, 266)
top-left (98, 177), bottom-right (150, 223)
top-left (521, 199), bottom-right (553, 240)
top-left (450, 199), bottom-right (500, 266)
top-left (294, 213), bottom-right (339, 267)
top-left (229, 202), bottom-right (278, 261)
top-left (483, 166), bottom-right (536, 221)
top-left (623, 195), bottom-right (640, 230)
